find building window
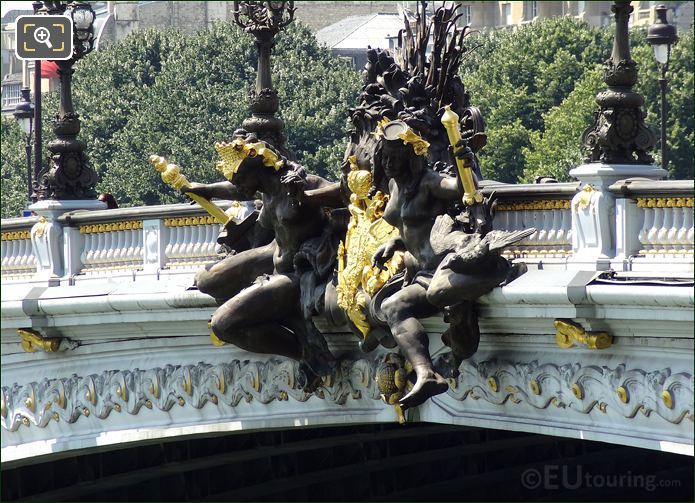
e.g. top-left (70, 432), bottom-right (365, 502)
top-left (577, 1), bottom-right (586, 15)
top-left (531, 1), bottom-right (538, 18)
top-left (462, 5), bottom-right (472, 26)
top-left (1, 82), bottom-right (21, 109)
top-left (503, 3), bottom-right (512, 25)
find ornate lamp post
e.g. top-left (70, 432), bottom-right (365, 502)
top-left (32, 1), bottom-right (43, 201)
top-left (647, 4), bottom-right (678, 172)
top-left (571, 1), bottom-right (663, 270)
top-left (581, 1), bottom-right (656, 165)
top-left (232, 1), bottom-right (295, 150)
top-left (34, 1), bottom-right (99, 201)
top-left (13, 88), bottom-right (35, 203)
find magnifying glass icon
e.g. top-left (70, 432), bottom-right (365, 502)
top-left (34, 27), bottom-right (53, 49)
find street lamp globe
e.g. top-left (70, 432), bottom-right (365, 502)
top-left (66, 2), bottom-right (96, 48)
top-left (647, 4), bottom-right (678, 172)
top-left (647, 5), bottom-right (677, 65)
top-left (13, 88), bottom-right (34, 136)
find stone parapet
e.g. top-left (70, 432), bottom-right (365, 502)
top-left (2, 181), bottom-right (693, 283)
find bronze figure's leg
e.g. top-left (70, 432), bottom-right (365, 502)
top-left (283, 314), bottom-right (336, 376)
top-left (427, 256), bottom-right (509, 368)
top-left (209, 272), bottom-right (303, 361)
top-left (195, 241), bottom-right (276, 303)
top-left (441, 300), bottom-right (480, 367)
top-left (381, 283), bottom-right (447, 410)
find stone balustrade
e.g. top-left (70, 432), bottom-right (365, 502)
top-left (637, 197), bottom-right (693, 255)
top-left (1, 179), bottom-right (693, 465)
top-left (58, 201), bottom-right (250, 279)
top-left (0, 201), bottom-right (254, 282)
top-left (485, 182), bottom-right (578, 259)
top-left (78, 219), bottom-right (144, 274)
top-left (0, 217), bottom-right (38, 279)
top-left (0, 179), bottom-right (692, 282)
top-left (162, 215), bottom-right (221, 269)
top-left (609, 179), bottom-right (694, 271)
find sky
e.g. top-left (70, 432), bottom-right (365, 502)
top-left (2, 1), bottom-right (34, 17)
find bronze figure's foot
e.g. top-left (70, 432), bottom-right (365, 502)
top-left (500, 261), bottom-right (528, 287)
top-left (441, 325), bottom-right (479, 363)
top-left (432, 351), bottom-right (460, 380)
top-left (442, 301), bottom-right (480, 363)
top-left (399, 371), bottom-right (448, 410)
top-left (303, 345), bottom-right (337, 377)
top-left (297, 362), bottom-right (324, 393)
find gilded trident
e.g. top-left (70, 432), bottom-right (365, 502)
top-left (149, 155), bottom-right (230, 225)
top-left (441, 105), bottom-right (484, 206)
top-left (232, 1), bottom-right (296, 149)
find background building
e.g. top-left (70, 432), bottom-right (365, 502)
top-left (458, 0), bottom-right (693, 30)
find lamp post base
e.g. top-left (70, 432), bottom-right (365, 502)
top-left (28, 199), bottom-right (107, 280)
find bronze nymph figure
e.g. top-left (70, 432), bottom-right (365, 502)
top-left (185, 130), bottom-right (343, 381)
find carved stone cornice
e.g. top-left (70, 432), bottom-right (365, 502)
top-left (1, 358), bottom-right (379, 432)
top-left (2, 356), bottom-right (691, 432)
top-left (448, 359), bottom-right (693, 425)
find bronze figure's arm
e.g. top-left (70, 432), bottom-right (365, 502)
top-left (372, 236), bottom-right (406, 270)
top-left (303, 181), bottom-right (343, 208)
top-left (427, 170), bottom-right (465, 202)
top-left (185, 181), bottom-right (257, 202)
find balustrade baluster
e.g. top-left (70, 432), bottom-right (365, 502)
top-left (101, 228), bottom-right (114, 268)
top-left (666, 200), bottom-right (680, 254)
top-left (7, 239), bottom-right (18, 272)
top-left (17, 239), bottom-right (29, 271)
top-left (132, 224), bottom-right (144, 266)
top-left (112, 225), bottom-right (125, 267)
top-left (191, 220), bottom-right (200, 262)
top-left (657, 199), bottom-right (672, 253)
top-left (164, 222), bottom-right (177, 266)
top-left (183, 219), bottom-right (197, 264)
top-left (686, 204), bottom-right (694, 246)
top-left (638, 204), bottom-right (653, 253)
top-left (547, 207), bottom-right (560, 253)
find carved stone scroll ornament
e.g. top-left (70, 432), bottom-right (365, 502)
top-left (1, 358), bottom-right (379, 432)
top-left (2, 356), bottom-right (691, 432)
top-left (447, 360), bottom-right (693, 425)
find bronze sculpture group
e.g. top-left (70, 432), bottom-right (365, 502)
top-left (151, 1), bottom-right (533, 412)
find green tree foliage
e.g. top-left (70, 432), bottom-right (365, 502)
top-left (92, 22), bottom-right (360, 207)
top-left (1, 118), bottom-right (30, 217)
top-left (521, 65), bottom-right (605, 182)
top-left (479, 119), bottom-right (532, 184)
top-left (1, 22), bottom-right (360, 216)
top-left (461, 18), bottom-right (613, 181)
top-left (2, 19), bottom-right (692, 218)
top-left (522, 28), bottom-right (693, 181)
